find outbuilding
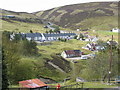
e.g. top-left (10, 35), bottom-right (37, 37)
top-left (19, 79), bottom-right (48, 89)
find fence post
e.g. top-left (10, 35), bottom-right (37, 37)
top-left (81, 83), bottom-right (84, 88)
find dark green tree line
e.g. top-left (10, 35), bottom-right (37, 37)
top-left (2, 31), bottom-right (39, 86)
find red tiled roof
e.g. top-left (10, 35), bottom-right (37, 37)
top-left (19, 79), bottom-right (47, 88)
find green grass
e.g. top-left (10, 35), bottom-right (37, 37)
top-left (73, 29), bottom-right (118, 41)
top-left (1, 20), bottom-right (49, 33)
top-left (37, 39), bottom-right (91, 57)
top-left (36, 40), bottom-right (91, 81)
top-left (9, 85), bottom-right (20, 88)
top-left (9, 81), bottom-right (118, 88)
top-left (82, 82), bottom-right (118, 88)
top-left (48, 81), bottom-right (118, 88)
top-left (65, 82), bottom-right (118, 88)
top-left (77, 16), bottom-right (118, 30)
top-left (88, 30), bottom-right (118, 41)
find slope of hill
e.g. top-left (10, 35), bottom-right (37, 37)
top-left (1, 19), bottom-right (48, 33)
top-left (0, 9), bottom-right (38, 18)
top-left (0, 9), bottom-right (50, 33)
top-left (35, 2), bottom-right (118, 30)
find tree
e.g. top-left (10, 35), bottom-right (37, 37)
top-left (2, 49), bottom-right (9, 89)
top-left (81, 48), bottom-right (118, 82)
top-left (2, 31), bottom-right (39, 85)
top-left (49, 29), bottom-right (53, 33)
top-left (2, 31), bottom-right (21, 84)
top-left (22, 39), bottom-right (38, 56)
top-left (13, 34), bottom-right (21, 42)
top-left (74, 35), bottom-right (77, 39)
top-left (30, 30), bottom-right (33, 33)
top-left (46, 31), bottom-right (49, 33)
top-left (79, 33), bottom-right (84, 40)
top-left (13, 59), bottom-right (36, 83)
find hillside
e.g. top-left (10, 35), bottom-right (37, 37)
top-left (0, 9), bottom-right (37, 18)
top-left (35, 2), bottom-right (118, 30)
top-left (1, 18), bottom-right (50, 33)
top-left (0, 9), bottom-right (50, 33)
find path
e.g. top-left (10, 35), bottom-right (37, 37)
top-left (48, 62), bottom-right (66, 73)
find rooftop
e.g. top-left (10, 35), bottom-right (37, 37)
top-left (19, 79), bottom-right (47, 88)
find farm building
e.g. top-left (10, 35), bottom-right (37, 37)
top-left (19, 79), bottom-right (48, 89)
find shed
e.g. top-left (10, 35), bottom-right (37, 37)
top-left (19, 79), bottom-right (48, 89)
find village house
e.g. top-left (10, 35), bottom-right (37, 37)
top-left (20, 32), bottom-right (76, 42)
top-left (82, 43), bottom-right (105, 51)
top-left (85, 36), bottom-right (98, 42)
top-left (111, 28), bottom-right (120, 33)
top-left (61, 50), bottom-right (83, 58)
top-left (21, 33), bottom-right (43, 41)
top-left (107, 40), bottom-right (118, 46)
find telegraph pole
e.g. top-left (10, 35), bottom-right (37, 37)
top-left (108, 35), bottom-right (113, 84)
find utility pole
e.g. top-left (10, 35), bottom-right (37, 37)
top-left (108, 35), bottom-right (113, 84)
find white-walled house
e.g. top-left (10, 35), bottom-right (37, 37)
top-left (107, 40), bottom-right (118, 46)
top-left (85, 36), bottom-right (98, 42)
top-left (82, 43), bottom-right (105, 51)
top-left (111, 28), bottom-right (120, 33)
top-left (20, 32), bottom-right (76, 42)
top-left (21, 33), bottom-right (43, 41)
top-left (61, 50), bottom-right (83, 58)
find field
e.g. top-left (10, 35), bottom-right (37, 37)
top-left (77, 16), bottom-right (118, 30)
top-left (9, 81), bottom-right (118, 88)
top-left (73, 30), bottom-right (118, 41)
top-left (44, 80), bottom-right (118, 88)
top-left (37, 39), bottom-right (91, 58)
top-left (1, 19), bottom-right (49, 33)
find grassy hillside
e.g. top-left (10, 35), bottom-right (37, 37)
top-left (1, 19), bottom-right (48, 33)
top-left (1, 9), bottom-right (37, 18)
top-left (35, 2), bottom-right (118, 30)
top-left (76, 16), bottom-right (118, 30)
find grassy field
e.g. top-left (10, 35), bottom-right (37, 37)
top-left (37, 39), bottom-right (91, 58)
top-left (77, 16), bottom-right (118, 30)
top-left (9, 81), bottom-right (118, 88)
top-left (46, 81), bottom-right (118, 88)
top-left (1, 19), bottom-right (49, 33)
top-left (73, 30), bottom-right (118, 41)
top-left (62, 81), bottom-right (118, 88)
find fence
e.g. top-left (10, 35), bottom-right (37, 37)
top-left (7, 83), bottom-right (84, 90)
top-left (61, 83), bottom-right (84, 89)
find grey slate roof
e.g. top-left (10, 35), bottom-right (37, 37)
top-left (21, 33), bottom-right (76, 38)
top-left (21, 33), bottom-right (42, 38)
top-left (43, 33), bottom-right (76, 37)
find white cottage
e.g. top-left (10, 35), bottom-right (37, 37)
top-left (111, 28), bottom-right (120, 33)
